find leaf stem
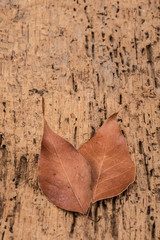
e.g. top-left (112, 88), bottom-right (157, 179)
top-left (42, 97), bottom-right (45, 117)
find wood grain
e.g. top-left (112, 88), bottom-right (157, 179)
top-left (0, 0), bottom-right (159, 239)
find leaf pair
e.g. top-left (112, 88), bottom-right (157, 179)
top-left (38, 100), bottom-right (135, 214)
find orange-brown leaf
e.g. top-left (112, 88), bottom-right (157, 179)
top-left (78, 113), bottom-right (136, 203)
top-left (38, 119), bottom-right (92, 214)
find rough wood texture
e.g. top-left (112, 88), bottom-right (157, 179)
top-left (0, 0), bottom-right (159, 239)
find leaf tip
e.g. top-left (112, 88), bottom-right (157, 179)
top-left (108, 112), bottom-right (119, 121)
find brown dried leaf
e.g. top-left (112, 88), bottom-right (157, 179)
top-left (78, 113), bottom-right (136, 203)
top-left (38, 110), bottom-right (92, 214)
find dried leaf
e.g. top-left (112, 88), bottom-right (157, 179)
top-left (78, 113), bottom-right (136, 203)
top-left (38, 99), bottom-right (135, 213)
top-left (38, 110), bottom-right (92, 214)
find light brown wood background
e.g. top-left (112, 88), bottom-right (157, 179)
top-left (0, 0), bottom-right (160, 239)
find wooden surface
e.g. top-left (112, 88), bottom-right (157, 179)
top-left (0, 0), bottom-right (160, 239)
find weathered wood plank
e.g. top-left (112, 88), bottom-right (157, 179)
top-left (0, 0), bottom-right (159, 239)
